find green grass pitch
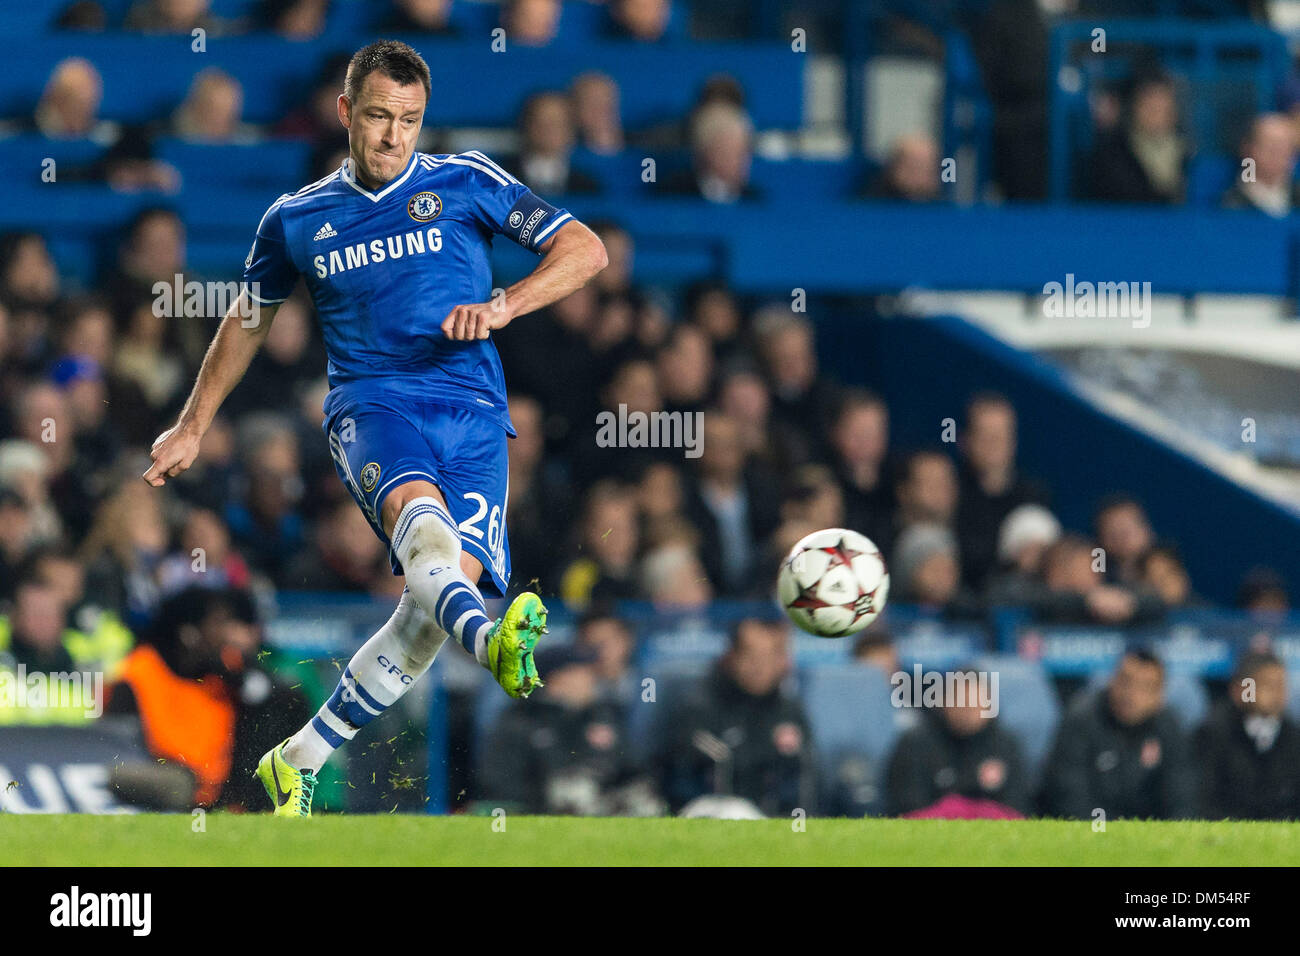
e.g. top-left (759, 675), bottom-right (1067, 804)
top-left (2, 815), bottom-right (1297, 866)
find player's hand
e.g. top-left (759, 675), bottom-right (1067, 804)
top-left (441, 301), bottom-right (515, 341)
top-left (143, 422), bottom-right (203, 487)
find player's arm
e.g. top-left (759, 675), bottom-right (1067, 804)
top-left (442, 219), bottom-right (608, 341)
top-left (142, 293), bottom-right (278, 487)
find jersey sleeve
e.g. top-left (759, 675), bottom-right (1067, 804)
top-left (241, 197), bottom-right (299, 305)
top-left (461, 151), bottom-right (573, 253)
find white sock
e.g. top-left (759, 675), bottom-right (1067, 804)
top-left (282, 589), bottom-right (448, 772)
top-left (390, 496), bottom-right (494, 666)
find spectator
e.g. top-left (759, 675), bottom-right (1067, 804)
top-left (0, 439), bottom-right (60, 545)
top-left (589, 220), bottom-right (636, 297)
top-left (1237, 566), bottom-right (1290, 617)
top-left (1094, 494), bottom-right (1154, 586)
top-left (103, 207), bottom-right (187, 329)
top-left (224, 414), bottom-right (305, 582)
top-left (1197, 651), bottom-right (1300, 820)
top-left (1, 578), bottom-right (77, 674)
top-left (1221, 113), bottom-right (1299, 217)
top-left (886, 672), bottom-right (1030, 816)
top-left (504, 393), bottom-right (575, 590)
top-left (506, 91), bottom-right (601, 196)
top-left (276, 53), bottom-right (350, 145)
top-left (0, 489), bottom-right (35, 600)
top-left (384, 0), bottom-right (458, 35)
top-left (55, 1), bottom-right (108, 30)
top-left (984, 502), bottom-right (1060, 607)
top-left (570, 72), bottom-right (625, 155)
top-left (261, 0), bottom-right (330, 39)
top-left (281, 499), bottom-right (386, 592)
top-left (716, 364), bottom-right (773, 464)
top-left (684, 280), bottom-right (743, 363)
top-left (609, 0), bottom-right (672, 43)
top-left (125, 0), bottom-right (235, 35)
top-left (1040, 649), bottom-right (1197, 819)
top-left (1140, 544), bottom-right (1202, 610)
top-left (113, 300), bottom-right (186, 416)
top-left (157, 506), bottom-right (252, 597)
top-left (863, 133), bottom-right (943, 202)
top-left (890, 523), bottom-right (965, 610)
top-left (80, 478), bottom-right (169, 626)
top-left (223, 294), bottom-right (321, 419)
top-left (559, 480), bottom-right (641, 609)
top-left (657, 617), bottom-right (814, 815)
top-left (574, 607), bottom-right (638, 704)
top-left (1035, 534), bottom-right (1163, 626)
top-left (753, 307), bottom-right (839, 466)
top-left (479, 643), bottom-right (655, 814)
top-left (659, 101), bottom-right (759, 202)
top-left (829, 389), bottom-right (893, 549)
top-left (501, 0), bottom-right (560, 47)
top-left (638, 528), bottom-right (712, 610)
top-left (1089, 71), bottom-right (1187, 204)
top-left (852, 625), bottom-right (899, 677)
top-left (24, 59), bottom-right (178, 192)
top-left (766, 464), bottom-right (849, 579)
top-left (569, 355), bottom-right (664, 484)
top-left (171, 68), bottom-right (257, 144)
top-left (893, 450), bottom-right (958, 540)
top-left (956, 393), bottom-right (1046, 588)
top-left (25, 545), bottom-right (134, 678)
top-left (655, 322), bottom-right (713, 414)
top-left (106, 586), bottom-right (310, 810)
top-left (32, 57), bottom-right (115, 141)
top-left (1, 232), bottom-right (60, 312)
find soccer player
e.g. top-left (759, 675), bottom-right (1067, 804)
top-left (142, 40), bottom-right (608, 816)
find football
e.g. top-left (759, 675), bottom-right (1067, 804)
top-left (777, 528), bottom-right (890, 638)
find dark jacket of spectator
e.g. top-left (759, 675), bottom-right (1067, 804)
top-left (956, 462), bottom-right (1046, 589)
top-left (657, 664), bottom-right (813, 816)
top-left (1196, 698), bottom-right (1300, 820)
top-left (479, 696), bottom-right (636, 814)
top-left (1087, 128), bottom-right (1184, 204)
top-left (1040, 690), bottom-right (1196, 820)
top-left (886, 708), bottom-right (1031, 816)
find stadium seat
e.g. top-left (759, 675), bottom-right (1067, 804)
top-left (626, 659), bottom-right (710, 763)
top-left (155, 138), bottom-right (313, 192)
top-left (798, 663), bottom-right (901, 765)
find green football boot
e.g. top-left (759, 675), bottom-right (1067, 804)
top-left (486, 592), bottom-right (549, 699)
top-left (255, 739), bottom-right (317, 817)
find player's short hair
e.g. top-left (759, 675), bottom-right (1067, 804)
top-left (344, 39), bottom-right (431, 105)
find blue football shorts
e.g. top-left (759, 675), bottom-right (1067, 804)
top-left (323, 391), bottom-right (511, 597)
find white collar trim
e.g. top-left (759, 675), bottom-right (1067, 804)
top-left (341, 152), bottom-right (419, 203)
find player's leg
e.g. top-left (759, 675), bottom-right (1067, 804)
top-left (285, 587), bottom-right (448, 762)
top-left (381, 479), bottom-right (498, 665)
top-left (257, 406), bottom-right (457, 814)
top-left (381, 478), bottom-right (548, 698)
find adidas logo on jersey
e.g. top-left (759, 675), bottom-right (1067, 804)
top-left (313, 222), bottom-right (337, 241)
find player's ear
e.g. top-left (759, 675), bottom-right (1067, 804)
top-left (338, 93), bottom-right (352, 129)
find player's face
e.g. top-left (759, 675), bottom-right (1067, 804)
top-left (340, 73), bottom-right (426, 189)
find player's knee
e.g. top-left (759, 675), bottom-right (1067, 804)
top-left (391, 495), bottom-right (462, 570)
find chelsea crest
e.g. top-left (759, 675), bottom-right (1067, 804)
top-left (407, 191), bottom-right (442, 222)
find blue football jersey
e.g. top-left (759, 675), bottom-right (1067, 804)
top-left (241, 150), bottom-right (573, 435)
